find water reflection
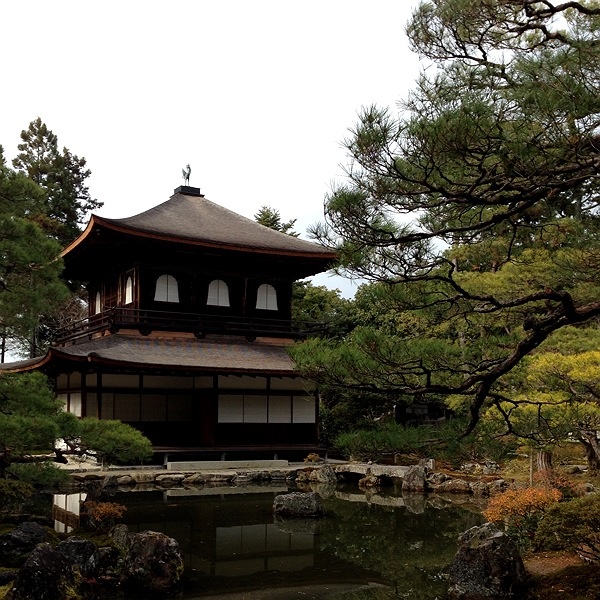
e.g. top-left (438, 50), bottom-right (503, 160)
top-left (53, 484), bottom-right (483, 599)
top-left (52, 492), bottom-right (86, 533)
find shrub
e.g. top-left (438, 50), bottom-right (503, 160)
top-left (334, 423), bottom-right (434, 461)
top-left (334, 418), bottom-right (517, 465)
top-left (0, 479), bottom-right (34, 513)
top-left (83, 501), bottom-right (127, 532)
top-left (7, 461), bottom-right (70, 488)
top-left (533, 469), bottom-right (582, 499)
top-left (483, 486), bottom-right (562, 549)
top-left (534, 494), bottom-right (600, 560)
top-left (78, 418), bottom-right (152, 467)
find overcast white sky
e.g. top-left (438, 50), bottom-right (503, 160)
top-left (1, 1), bottom-right (423, 296)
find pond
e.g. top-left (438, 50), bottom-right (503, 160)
top-left (55, 483), bottom-right (483, 599)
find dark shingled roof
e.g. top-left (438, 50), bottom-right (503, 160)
top-left (64, 190), bottom-right (336, 259)
top-left (0, 335), bottom-right (299, 375)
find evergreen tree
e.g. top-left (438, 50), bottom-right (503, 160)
top-left (299, 0), bottom-right (600, 436)
top-left (254, 205), bottom-right (299, 237)
top-left (0, 146), bottom-right (69, 358)
top-left (13, 117), bottom-right (102, 245)
top-left (0, 372), bottom-right (152, 483)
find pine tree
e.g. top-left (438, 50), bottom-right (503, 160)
top-left (301, 0), bottom-right (600, 436)
top-left (254, 205), bottom-right (299, 237)
top-left (13, 117), bottom-right (103, 245)
top-left (0, 146), bottom-right (69, 358)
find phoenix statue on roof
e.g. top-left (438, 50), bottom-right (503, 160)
top-left (182, 164), bottom-right (191, 186)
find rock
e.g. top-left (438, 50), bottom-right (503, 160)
top-left (489, 479), bottom-right (509, 493)
top-left (155, 473), bottom-right (186, 486)
top-left (358, 473), bottom-right (379, 488)
top-left (270, 469), bottom-right (290, 480)
top-left (309, 465), bottom-right (338, 484)
top-left (470, 481), bottom-right (491, 497)
top-left (0, 521), bottom-right (50, 567)
top-left (295, 468), bottom-right (313, 483)
top-left (402, 493), bottom-right (426, 514)
top-left (130, 472), bottom-right (157, 484)
top-left (204, 472), bottom-right (235, 483)
top-left (110, 523), bottom-right (132, 550)
top-left (56, 537), bottom-right (98, 578)
top-left (482, 461), bottom-right (501, 475)
top-left (120, 529), bottom-right (184, 594)
top-left (402, 465), bottom-right (427, 492)
top-left (0, 569), bottom-right (18, 586)
top-left (447, 522), bottom-right (527, 600)
top-left (10, 542), bottom-right (80, 600)
top-left (563, 465), bottom-right (583, 475)
top-left (116, 474), bottom-right (134, 485)
top-left (183, 472), bottom-right (206, 484)
top-left (579, 482), bottom-right (596, 494)
top-left (273, 492), bottom-right (325, 518)
top-left (428, 472), bottom-right (451, 486)
top-left (435, 478), bottom-right (472, 494)
top-left (461, 462), bottom-right (483, 475)
top-left (419, 458), bottom-right (436, 471)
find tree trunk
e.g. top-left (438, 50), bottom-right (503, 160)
top-left (579, 430), bottom-right (600, 471)
top-left (536, 450), bottom-right (553, 473)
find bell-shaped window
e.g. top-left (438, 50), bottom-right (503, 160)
top-left (207, 279), bottom-right (230, 307)
top-left (256, 284), bottom-right (277, 311)
top-left (124, 276), bottom-right (133, 305)
top-left (154, 274), bottom-right (180, 303)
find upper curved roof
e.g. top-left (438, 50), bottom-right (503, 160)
top-left (62, 187), bottom-right (337, 260)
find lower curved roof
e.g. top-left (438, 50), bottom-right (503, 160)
top-left (0, 334), bottom-right (299, 376)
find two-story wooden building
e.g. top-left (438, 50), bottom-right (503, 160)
top-left (1, 186), bottom-right (336, 461)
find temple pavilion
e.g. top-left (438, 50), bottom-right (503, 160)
top-left (1, 185), bottom-right (336, 461)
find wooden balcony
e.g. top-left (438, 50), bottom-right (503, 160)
top-left (53, 307), bottom-right (324, 343)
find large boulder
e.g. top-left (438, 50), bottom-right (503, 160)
top-left (10, 542), bottom-right (80, 600)
top-left (435, 478), bottom-right (472, 494)
top-left (309, 465), bottom-right (338, 484)
top-left (402, 464), bottom-right (428, 493)
top-left (447, 522), bottom-right (528, 600)
top-left (56, 536), bottom-right (120, 582)
top-left (56, 537), bottom-right (98, 578)
top-left (118, 528), bottom-right (184, 595)
top-left (273, 492), bottom-right (325, 518)
top-left (0, 521), bottom-right (50, 567)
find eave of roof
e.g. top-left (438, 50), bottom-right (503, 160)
top-left (0, 335), bottom-right (300, 376)
top-left (62, 191), bottom-right (337, 262)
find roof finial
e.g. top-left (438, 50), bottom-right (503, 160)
top-left (182, 164), bottom-right (191, 186)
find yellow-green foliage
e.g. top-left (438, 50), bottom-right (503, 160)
top-left (534, 494), bottom-right (600, 560)
top-left (487, 349), bottom-right (600, 449)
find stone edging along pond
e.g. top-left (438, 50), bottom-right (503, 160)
top-left (66, 462), bottom-right (509, 496)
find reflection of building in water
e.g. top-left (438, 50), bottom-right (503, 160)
top-left (53, 493), bottom-right (86, 533)
top-left (52, 488), bottom-right (316, 577)
top-left (52, 488), bottom-right (393, 597)
top-left (215, 523), bottom-right (314, 576)
top-left (121, 489), bottom-right (322, 581)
